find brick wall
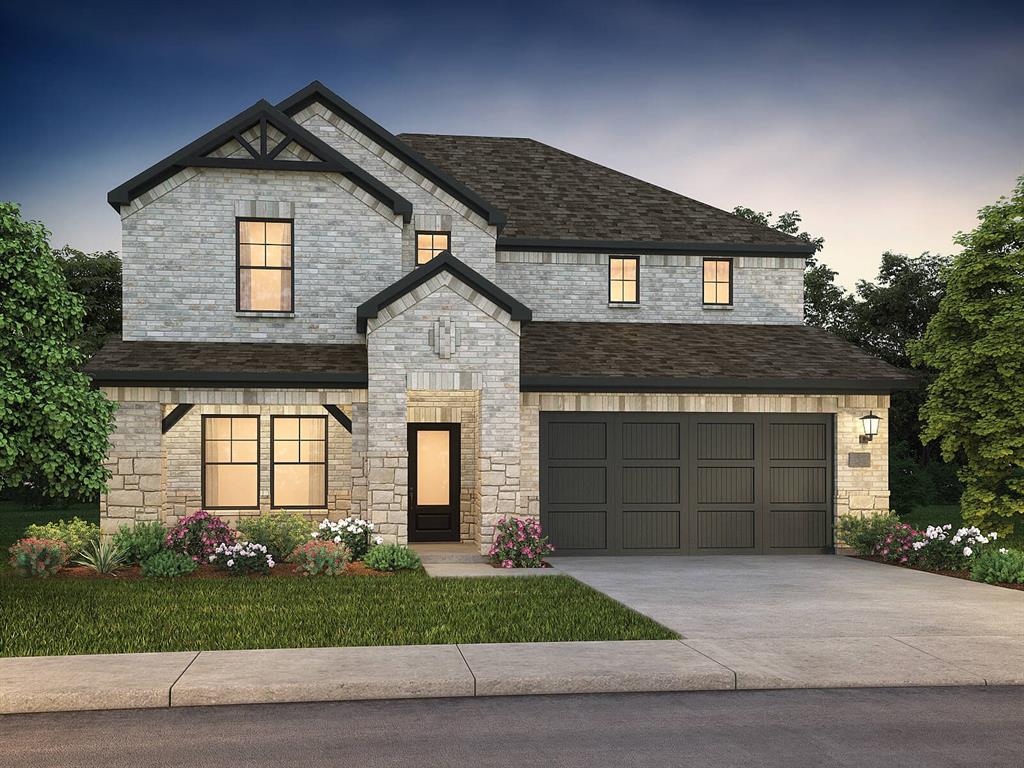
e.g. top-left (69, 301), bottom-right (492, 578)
top-left (496, 252), bottom-right (805, 324)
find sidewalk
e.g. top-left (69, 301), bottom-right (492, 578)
top-left (2, 635), bottom-right (1020, 715)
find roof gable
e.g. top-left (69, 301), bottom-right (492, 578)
top-left (276, 82), bottom-right (506, 227)
top-left (356, 251), bottom-right (532, 333)
top-left (108, 100), bottom-right (412, 220)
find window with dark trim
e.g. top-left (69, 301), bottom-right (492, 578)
top-left (703, 258), bottom-right (733, 305)
top-left (237, 218), bottom-right (294, 312)
top-left (416, 231), bottom-right (450, 265)
top-left (609, 256), bottom-right (639, 304)
top-left (271, 416), bottom-right (327, 509)
top-left (202, 416), bottom-right (260, 510)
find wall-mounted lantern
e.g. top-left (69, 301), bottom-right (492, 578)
top-left (859, 411), bottom-right (881, 443)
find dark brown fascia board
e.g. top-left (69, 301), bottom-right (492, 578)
top-left (497, 238), bottom-right (816, 257)
top-left (276, 81), bottom-right (507, 227)
top-left (88, 370), bottom-right (369, 389)
top-left (519, 375), bottom-right (920, 394)
top-left (107, 99), bottom-right (412, 221)
top-left (356, 250), bottom-right (532, 333)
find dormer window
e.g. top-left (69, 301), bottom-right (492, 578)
top-left (609, 256), bottom-right (639, 304)
top-left (238, 219), bottom-right (293, 312)
top-left (703, 258), bottom-right (733, 305)
top-left (416, 231), bottom-right (450, 265)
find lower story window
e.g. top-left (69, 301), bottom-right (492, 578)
top-left (203, 416), bottom-right (259, 509)
top-left (271, 416), bottom-right (327, 508)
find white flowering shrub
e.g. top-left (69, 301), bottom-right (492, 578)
top-left (910, 524), bottom-right (1001, 571)
top-left (312, 517), bottom-right (383, 561)
top-left (209, 541), bottom-right (275, 575)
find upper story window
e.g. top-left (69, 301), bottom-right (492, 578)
top-left (416, 231), bottom-right (450, 265)
top-left (238, 219), bottom-right (293, 313)
top-left (203, 416), bottom-right (260, 510)
top-left (609, 256), bottom-right (639, 304)
top-left (703, 258), bottom-right (733, 305)
top-left (271, 416), bottom-right (327, 509)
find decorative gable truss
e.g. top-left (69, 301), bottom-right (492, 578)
top-left (108, 100), bottom-right (412, 221)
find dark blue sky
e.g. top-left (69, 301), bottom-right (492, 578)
top-left (2, 0), bottom-right (1022, 285)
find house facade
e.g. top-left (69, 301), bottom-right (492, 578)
top-left (87, 81), bottom-right (915, 555)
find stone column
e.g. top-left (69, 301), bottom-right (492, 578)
top-left (99, 394), bottom-right (163, 535)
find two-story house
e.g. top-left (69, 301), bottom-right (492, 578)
top-left (86, 81), bottom-right (915, 556)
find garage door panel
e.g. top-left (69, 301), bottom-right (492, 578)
top-left (621, 422), bottom-right (680, 460)
top-left (697, 423), bottom-right (755, 460)
top-left (770, 423), bottom-right (827, 460)
top-left (698, 466), bottom-right (755, 504)
top-left (697, 510), bottom-right (755, 549)
top-left (546, 511), bottom-right (607, 550)
top-left (547, 421), bottom-right (607, 460)
top-left (622, 510), bottom-right (681, 550)
top-left (769, 509), bottom-right (829, 549)
top-left (548, 467), bottom-right (606, 504)
top-left (770, 466), bottom-right (827, 504)
top-left (623, 466), bottom-right (680, 504)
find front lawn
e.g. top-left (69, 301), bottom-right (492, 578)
top-left (0, 573), bottom-right (677, 657)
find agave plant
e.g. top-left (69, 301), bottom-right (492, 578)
top-left (74, 538), bottom-right (130, 575)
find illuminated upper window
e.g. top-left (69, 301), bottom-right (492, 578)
top-left (238, 219), bottom-right (293, 312)
top-left (271, 416), bottom-right (327, 509)
top-left (416, 231), bottom-right (450, 265)
top-left (703, 258), bottom-right (732, 305)
top-left (203, 416), bottom-right (259, 509)
top-left (609, 256), bottom-right (639, 303)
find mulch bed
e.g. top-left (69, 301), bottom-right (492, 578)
top-left (855, 555), bottom-right (1024, 591)
top-left (54, 561), bottom-right (392, 579)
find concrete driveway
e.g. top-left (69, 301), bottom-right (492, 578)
top-left (552, 555), bottom-right (1024, 639)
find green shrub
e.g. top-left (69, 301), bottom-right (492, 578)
top-left (363, 544), bottom-right (421, 572)
top-left (238, 513), bottom-right (314, 563)
top-left (141, 551), bottom-right (198, 578)
top-left (290, 540), bottom-right (351, 576)
top-left (314, 517), bottom-right (380, 561)
top-left (209, 541), bottom-right (275, 575)
top-left (8, 538), bottom-right (66, 577)
top-left (970, 548), bottom-right (1024, 585)
top-left (112, 521), bottom-right (167, 564)
top-left (835, 512), bottom-right (903, 555)
top-left (23, 517), bottom-right (99, 559)
top-left (74, 539), bottom-right (130, 574)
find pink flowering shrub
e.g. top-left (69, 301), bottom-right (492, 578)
top-left (8, 538), bottom-right (67, 577)
top-left (488, 517), bottom-right (554, 568)
top-left (165, 510), bottom-right (235, 562)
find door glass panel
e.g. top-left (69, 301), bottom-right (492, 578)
top-left (416, 430), bottom-right (450, 506)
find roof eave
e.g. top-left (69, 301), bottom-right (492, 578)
top-left (86, 370), bottom-right (369, 389)
top-left (497, 237), bottom-right (815, 257)
top-left (519, 375), bottom-right (919, 395)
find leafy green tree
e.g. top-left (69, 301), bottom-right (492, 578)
top-left (55, 247), bottom-right (122, 357)
top-left (911, 177), bottom-right (1024, 533)
top-left (0, 203), bottom-right (116, 500)
top-left (732, 206), bottom-right (854, 333)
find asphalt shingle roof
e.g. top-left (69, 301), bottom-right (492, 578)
top-left (398, 133), bottom-right (810, 250)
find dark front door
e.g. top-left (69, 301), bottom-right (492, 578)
top-left (408, 423), bottom-right (461, 542)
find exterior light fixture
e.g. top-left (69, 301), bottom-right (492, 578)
top-left (859, 411), bottom-right (881, 443)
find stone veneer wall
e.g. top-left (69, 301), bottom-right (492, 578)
top-left (364, 271), bottom-right (521, 552)
top-left (518, 392), bottom-right (891, 529)
top-left (496, 252), bottom-right (804, 324)
top-left (99, 386), bottom-right (360, 534)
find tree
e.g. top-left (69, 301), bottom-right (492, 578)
top-left (911, 177), bottom-right (1024, 534)
top-left (0, 203), bottom-right (116, 500)
top-left (55, 247), bottom-right (122, 356)
top-left (731, 207), bottom-right (854, 333)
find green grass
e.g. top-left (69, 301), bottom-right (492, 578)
top-left (0, 573), bottom-right (677, 656)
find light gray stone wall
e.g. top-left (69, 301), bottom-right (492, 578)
top-left (290, 103), bottom-right (500, 279)
top-left (518, 392), bottom-right (890, 532)
top-left (364, 271), bottom-right (521, 551)
top-left (120, 167), bottom-right (403, 344)
top-left (496, 252), bottom-right (805, 324)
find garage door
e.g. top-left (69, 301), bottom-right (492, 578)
top-left (539, 412), bottom-right (833, 555)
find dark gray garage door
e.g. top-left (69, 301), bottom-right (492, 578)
top-left (540, 412), bottom-right (833, 555)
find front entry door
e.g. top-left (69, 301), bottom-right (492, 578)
top-left (408, 423), bottom-right (461, 542)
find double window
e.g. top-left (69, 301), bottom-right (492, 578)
top-left (237, 218), bottom-right (293, 312)
top-left (416, 231), bottom-right (450, 265)
top-left (703, 258), bottom-right (733, 305)
top-left (203, 416), bottom-right (260, 510)
top-left (271, 416), bottom-right (327, 509)
top-left (609, 256), bottom-right (639, 304)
